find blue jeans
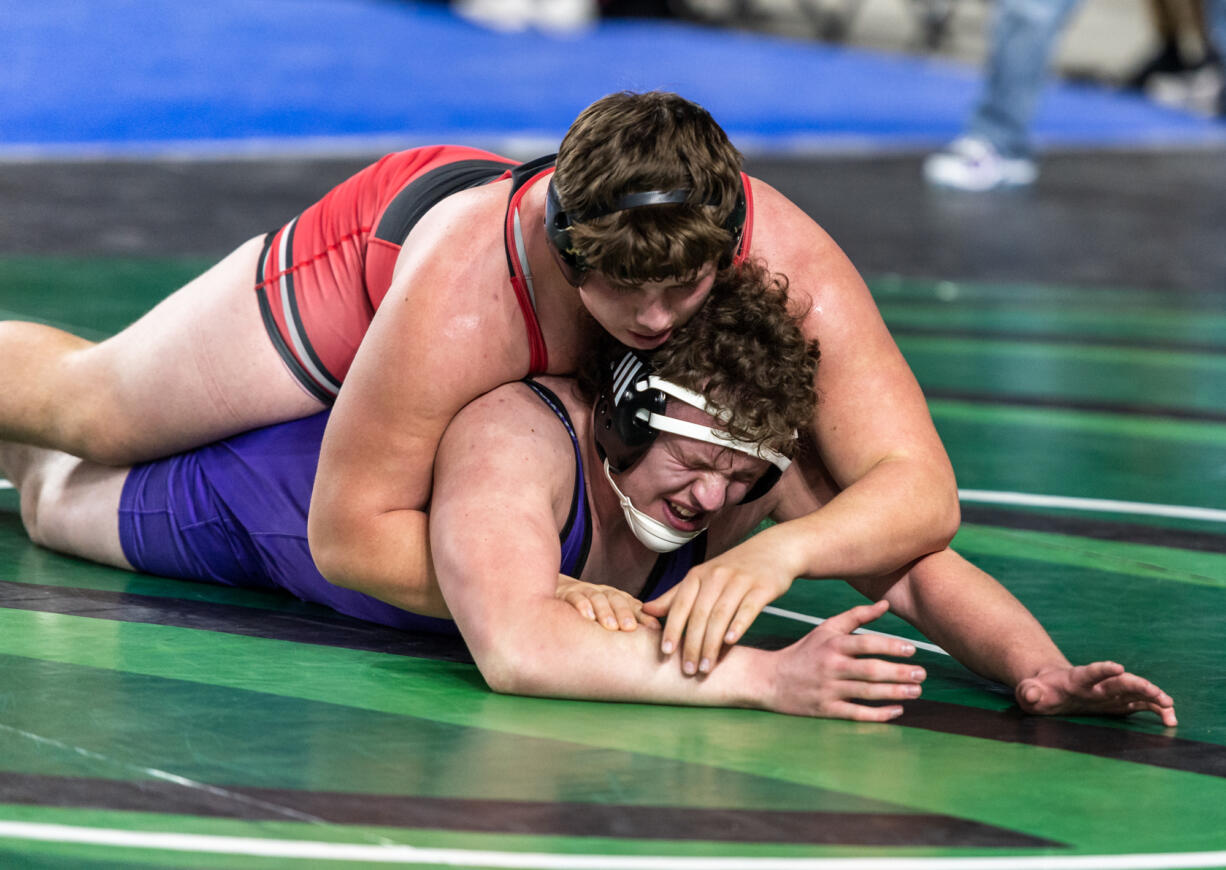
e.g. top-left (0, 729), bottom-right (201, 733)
top-left (1209, 0), bottom-right (1226, 67)
top-left (966, 0), bottom-right (1083, 157)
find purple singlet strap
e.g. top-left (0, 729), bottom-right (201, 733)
top-left (522, 380), bottom-right (591, 577)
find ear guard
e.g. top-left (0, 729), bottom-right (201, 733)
top-left (593, 351), bottom-right (791, 505)
top-left (545, 175), bottom-right (747, 287)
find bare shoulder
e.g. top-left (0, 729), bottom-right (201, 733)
top-left (746, 176), bottom-right (868, 289)
top-left (386, 179), bottom-right (516, 317)
top-left (440, 380), bottom-right (579, 485)
top-left (354, 178), bottom-right (530, 400)
top-left (745, 175), bottom-right (885, 341)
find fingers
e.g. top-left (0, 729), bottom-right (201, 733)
top-left (1097, 672), bottom-right (1171, 706)
top-left (834, 679), bottom-right (924, 702)
top-left (826, 700), bottom-right (906, 723)
top-left (659, 579), bottom-right (700, 658)
top-left (562, 584), bottom-right (646, 632)
top-left (1071, 660), bottom-right (1126, 688)
top-left (836, 654), bottom-right (926, 686)
top-left (634, 601), bottom-right (662, 630)
top-left (1155, 704), bottom-right (1179, 727)
top-left (820, 600), bottom-right (890, 636)
top-left (1089, 673), bottom-right (1178, 725)
top-left (684, 577), bottom-right (772, 675)
top-left (561, 588), bottom-right (597, 622)
top-left (683, 580), bottom-right (746, 675)
top-left (640, 586), bottom-right (675, 618)
top-left (1019, 663), bottom-right (1178, 726)
top-left (724, 588), bottom-right (774, 646)
top-left (830, 629), bottom-right (919, 662)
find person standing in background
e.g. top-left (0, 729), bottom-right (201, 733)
top-left (925, 0), bottom-right (1226, 192)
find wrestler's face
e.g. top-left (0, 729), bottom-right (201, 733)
top-left (617, 405), bottom-right (770, 533)
top-left (578, 266), bottom-right (717, 351)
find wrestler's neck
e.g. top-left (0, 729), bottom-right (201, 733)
top-left (517, 182), bottom-right (590, 373)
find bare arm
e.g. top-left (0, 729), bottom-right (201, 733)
top-left (430, 389), bottom-right (925, 720)
top-left (308, 195), bottom-right (529, 617)
top-left (747, 180), bottom-right (961, 578)
top-left (649, 183), bottom-right (960, 667)
top-left (852, 550), bottom-right (1177, 725)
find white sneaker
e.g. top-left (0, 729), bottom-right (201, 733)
top-left (534, 0), bottom-right (598, 34)
top-left (923, 137), bottom-right (1038, 191)
top-left (454, 0), bottom-right (535, 32)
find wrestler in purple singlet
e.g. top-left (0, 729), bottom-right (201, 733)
top-left (118, 383), bottom-right (701, 632)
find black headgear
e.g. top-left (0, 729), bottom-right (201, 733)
top-left (545, 170), bottom-right (748, 286)
top-left (593, 351), bottom-right (789, 505)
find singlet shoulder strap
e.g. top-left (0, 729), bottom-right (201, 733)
top-left (522, 378), bottom-right (591, 578)
top-left (504, 156), bottom-right (557, 376)
top-left (639, 532), bottom-right (708, 603)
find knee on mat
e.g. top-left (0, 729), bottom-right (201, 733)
top-left (16, 457), bottom-right (66, 548)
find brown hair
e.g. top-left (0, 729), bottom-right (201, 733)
top-left (579, 260), bottom-right (819, 457)
top-left (554, 91), bottom-right (744, 285)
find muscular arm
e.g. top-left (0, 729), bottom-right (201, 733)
top-left (852, 550), bottom-right (1067, 687)
top-left (647, 185), bottom-right (961, 665)
top-left (742, 181), bottom-right (960, 581)
top-left (308, 195), bottom-right (530, 616)
top-left (850, 550), bottom-right (1176, 724)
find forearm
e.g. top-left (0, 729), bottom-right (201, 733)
top-left (770, 455), bottom-right (959, 582)
top-left (309, 507), bottom-right (451, 619)
top-left (467, 598), bottom-right (774, 710)
top-left (876, 550), bottom-right (1070, 688)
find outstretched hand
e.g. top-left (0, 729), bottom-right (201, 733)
top-left (1015, 662), bottom-right (1177, 726)
top-left (556, 576), bottom-right (660, 632)
top-left (767, 600), bottom-right (926, 721)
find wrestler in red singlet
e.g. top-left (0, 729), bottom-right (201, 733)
top-left (255, 146), bottom-right (754, 403)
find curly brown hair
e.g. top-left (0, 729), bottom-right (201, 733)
top-left (578, 261), bottom-right (819, 457)
top-left (554, 91), bottom-right (744, 286)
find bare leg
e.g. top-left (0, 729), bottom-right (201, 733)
top-left (0, 236), bottom-right (325, 465)
top-left (0, 442), bottom-right (131, 569)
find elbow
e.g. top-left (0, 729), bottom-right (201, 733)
top-left (472, 641), bottom-right (539, 697)
top-left (919, 457), bottom-right (960, 551)
top-left (480, 661), bottom-right (525, 697)
top-left (932, 489), bottom-right (960, 551)
top-left (465, 623), bottom-right (549, 697)
top-left (307, 509), bottom-right (356, 590)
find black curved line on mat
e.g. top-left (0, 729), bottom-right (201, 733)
top-left (0, 772), bottom-right (1060, 848)
top-left (889, 325), bottom-right (1226, 357)
top-left (926, 389), bottom-right (1226, 423)
top-left (959, 505), bottom-right (1226, 554)
top-left (0, 579), bottom-right (472, 662)
top-left (896, 700), bottom-right (1226, 778)
top-left (4, 580), bottom-right (1225, 781)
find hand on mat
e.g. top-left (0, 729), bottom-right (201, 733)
top-left (642, 537), bottom-right (795, 676)
top-left (768, 600), bottom-right (924, 721)
top-left (556, 576), bottom-right (659, 632)
top-left (1015, 662), bottom-right (1177, 727)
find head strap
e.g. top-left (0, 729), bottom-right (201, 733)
top-left (544, 166), bottom-right (747, 286)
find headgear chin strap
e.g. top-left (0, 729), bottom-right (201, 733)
top-left (603, 460), bottom-right (703, 553)
top-left (545, 168), bottom-right (747, 287)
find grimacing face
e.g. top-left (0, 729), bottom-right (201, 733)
top-left (577, 266), bottom-right (716, 351)
top-left (613, 401), bottom-right (771, 534)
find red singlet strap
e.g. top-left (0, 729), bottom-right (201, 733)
top-left (504, 168), bottom-right (553, 376)
top-left (733, 171), bottom-right (754, 266)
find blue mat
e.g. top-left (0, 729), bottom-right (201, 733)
top-left (3, 0), bottom-right (1223, 155)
